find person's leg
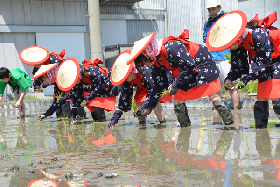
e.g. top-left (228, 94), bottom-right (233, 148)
top-left (209, 91), bottom-right (233, 125)
top-left (137, 116), bottom-right (146, 125)
top-left (77, 107), bottom-right (86, 119)
top-left (254, 99), bottom-right (269, 128)
top-left (272, 98), bottom-right (280, 119)
top-left (213, 109), bottom-right (222, 124)
top-left (174, 100), bottom-right (191, 127)
top-left (69, 107), bottom-right (78, 124)
top-left (153, 102), bottom-right (166, 124)
top-left (230, 89), bottom-right (240, 110)
top-left (91, 107), bottom-right (106, 122)
top-left (62, 101), bottom-right (71, 117)
top-left (16, 91), bottom-right (26, 118)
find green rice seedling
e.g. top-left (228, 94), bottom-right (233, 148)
top-left (80, 100), bottom-right (86, 106)
top-left (224, 50), bottom-right (231, 62)
top-left (55, 91), bottom-right (64, 100)
top-left (24, 95), bottom-right (38, 100)
top-left (131, 100), bottom-right (138, 111)
top-left (185, 161), bottom-right (190, 187)
top-left (240, 80), bottom-right (258, 93)
top-left (235, 80), bottom-right (245, 89)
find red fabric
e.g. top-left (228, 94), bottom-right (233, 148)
top-left (174, 78), bottom-right (221, 101)
top-left (90, 133), bottom-right (116, 146)
top-left (49, 49), bottom-right (65, 61)
top-left (177, 157), bottom-right (226, 170)
top-left (83, 58), bottom-right (108, 77)
top-left (247, 11), bottom-right (280, 59)
top-left (259, 11), bottom-right (277, 28)
top-left (159, 93), bottom-right (173, 103)
top-left (86, 96), bottom-right (117, 112)
top-left (251, 14), bottom-right (260, 23)
top-left (257, 79), bottom-right (280, 99)
top-left (160, 29), bottom-right (199, 78)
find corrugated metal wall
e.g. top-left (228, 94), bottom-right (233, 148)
top-left (0, 0), bottom-right (89, 78)
top-left (238, 0), bottom-right (280, 29)
top-left (0, 0), bottom-right (88, 26)
top-left (100, 0), bottom-right (238, 44)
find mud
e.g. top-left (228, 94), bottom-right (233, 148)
top-left (0, 107), bottom-right (280, 187)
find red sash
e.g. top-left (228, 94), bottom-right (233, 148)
top-left (245, 11), bottom-right (280, 59)
top-left (159, 29), bottom-right (199, 78)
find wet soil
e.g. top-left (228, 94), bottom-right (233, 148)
top-left (0, 107), bottom-right (280, 187)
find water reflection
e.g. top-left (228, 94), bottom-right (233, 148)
top-left (0, 108), bottom-right (280, 186)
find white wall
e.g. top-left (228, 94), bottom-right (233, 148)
top-left (36, 33), bottom-right (86, 63)
top-left (101, 20), bottom-right (128, 46)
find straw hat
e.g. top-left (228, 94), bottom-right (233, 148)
top-left (126, 32), bottom-right (156, 65)
top-left (56, 58), bottom-right (80, 91)
top-left (19, 46), bottom-right (49, 65)
top-left (111, 50), bottom-right (134, 86)
top-left (31, 63), bottom-right (59, 79)
top-left (206, 10), bottom-right (247, 52)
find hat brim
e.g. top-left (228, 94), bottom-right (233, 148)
top-left (111, 50), bottom-right (134, 86)
top-left (32, 63), bottom-right (59, 79)
top-left (126, 32), bottom-right (156, 65)
top-left (19, 46), bottom-right (49, 65)
top-left (56, 58), bottom-right (80, 91)
top-left (206, 10), bottom-right (247, 52)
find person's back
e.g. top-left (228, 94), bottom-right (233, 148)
top-left (0, 67), bottom-right (31, 119)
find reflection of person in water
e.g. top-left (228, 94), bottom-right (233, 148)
top-left (256, 129), bottom-right (280, 181)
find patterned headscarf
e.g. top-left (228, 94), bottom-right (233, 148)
top-left (143, 38), bottom-right (163, 62)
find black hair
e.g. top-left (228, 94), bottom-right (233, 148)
top-left (246, 20), bottom-right (259, 30)
top-left (134, 54), bottom-right (147, 74)
top-left (134, 54), bottom-right (161, 75)
top-left (80, 64), bottom-right (90, 77)
top-left (0, 67), bottom-right (10, 79)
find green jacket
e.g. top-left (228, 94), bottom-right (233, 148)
top-left (0, 68), bottom-right (31, 96)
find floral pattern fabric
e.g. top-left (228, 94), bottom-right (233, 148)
top-left (226, 25), bottom-right (280, 84)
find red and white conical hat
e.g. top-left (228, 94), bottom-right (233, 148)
top-left (56, 58), bottom-right (80, 91)
top-left (32, 63), bottom-right (59, 79)
top-left (111, 50), bottom-right (134, 86)
top-left (206, 10), bottom-right (247, 52)
top-left (19, 46), bottom-right (49, 65)
top-left (126, 32), bottom-right (156, 65)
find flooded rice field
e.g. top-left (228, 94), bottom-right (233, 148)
top-left (0, 106), bottom-right (280, 187)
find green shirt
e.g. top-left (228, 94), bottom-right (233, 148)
top-left (0, 68), bottom-right (31, 96)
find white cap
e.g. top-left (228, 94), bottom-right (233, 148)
top-left (206, 0), bottom-right (221, 9)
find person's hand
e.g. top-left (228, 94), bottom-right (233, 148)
top-left (34, 86), bottom-right (40, 92)
top-left (107, 122), bottom-right (115, 129)
top-left (81, 100), bottom-right (86, 107)
top-left (14, 101), bottom-right (21, 108)
top-left (168, 84), bottom-right (178, 95)
top-left (224, 79), bottom-right (233, 89)
top-left (141, 109), bottom-right (150, 116)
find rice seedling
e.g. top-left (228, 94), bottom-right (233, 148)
top-left (224, 50), bottom-right (231, 62)
top-left (55, 91), bottom-right (64, 100)
top-left (131, 100), bottom-right (138, 110)
top-left (235, 80), bottom-right (245, 89)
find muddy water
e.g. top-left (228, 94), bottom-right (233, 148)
top-left (0, 107), bottom-right (280, 187)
